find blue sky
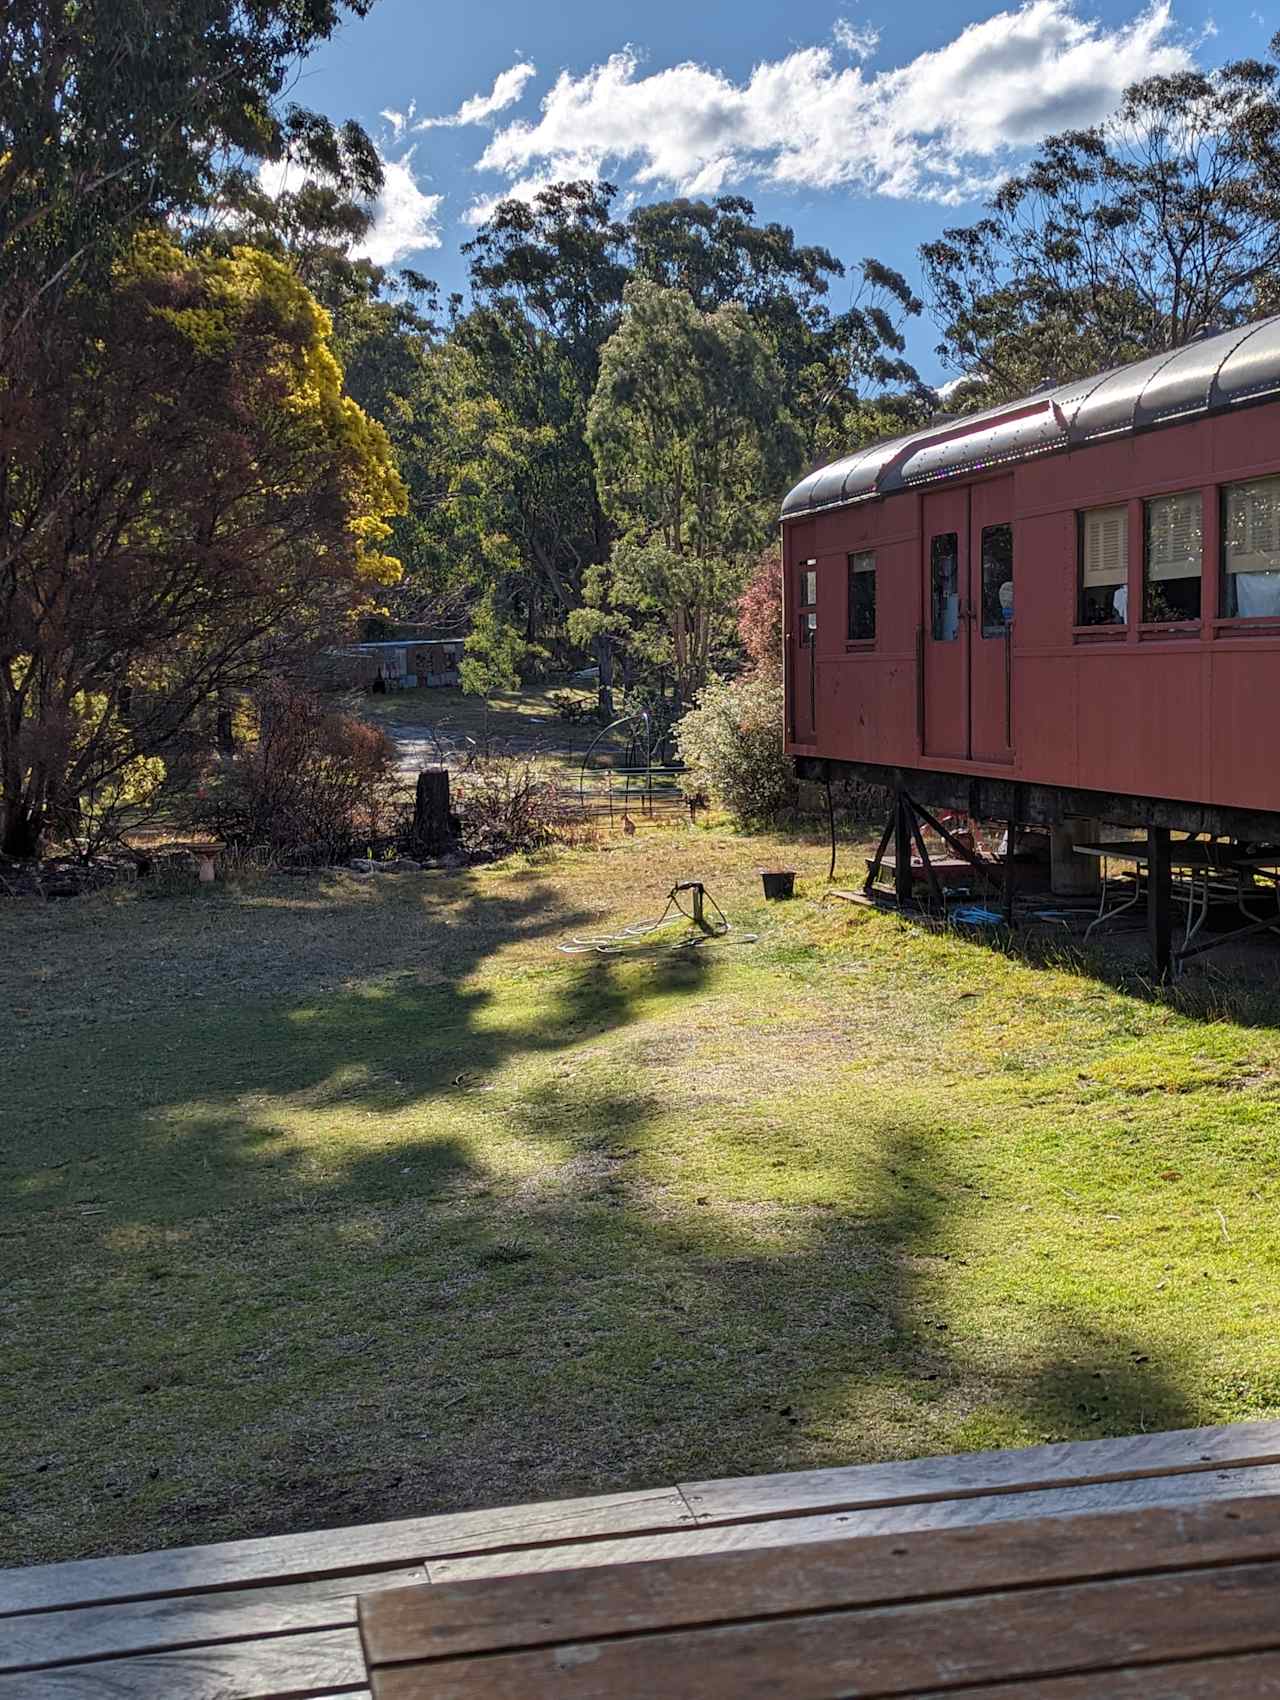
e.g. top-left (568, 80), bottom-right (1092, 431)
top-left (294, 0), bottom-right (1272, 381)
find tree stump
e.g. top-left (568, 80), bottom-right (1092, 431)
top-left (414, 769), bottom-right (454, 857)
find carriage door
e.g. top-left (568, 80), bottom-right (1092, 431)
top-left (968, 477), bottom-right (1015, 765)
top-left (922, 482), bottom-right (1014, 763)
top-left (921, 488), bottom-right (969, 759)
top-left (790, 557), bottom-right (818, 744)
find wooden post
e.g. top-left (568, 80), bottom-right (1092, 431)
top-left (894, 790), bottom-right (914, 909)
top-left (1147, 825), bottom-right (1172, 982)
top-left (1002, 817), bottom-right (1018, 925)
top-left (414, 769), bottom-right (453, 857)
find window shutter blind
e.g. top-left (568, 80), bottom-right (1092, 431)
top-left (1225, 477), bottom-right (1280, 573)
top-left (1146, 493), bottom-right (1202, 582)
top-left (1082, 507), bottom-right (1127, 586)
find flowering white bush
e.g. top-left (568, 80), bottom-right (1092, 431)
top-left (675, 670), bottom-right (795, 826)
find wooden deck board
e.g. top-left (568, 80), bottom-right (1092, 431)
top-left (361, 1491), bottom-right (1280, 1665)
top-left (915, 1652), bottom-right (1280, 1699)
top-left (680, 1419), bottom-right (1280, 1523)
top-left (1, 1566), bottom-right (426, 1675)
top-left (0, 1488), bottom-right (691, 1616)
top-left (0, 1627), bottom-right (367, 1700)
top-left (9, 1422), bottom-right (1280, 1700)
top-left (429, 1459), bottom-right (1280, 1583)
top-left (367, 1561), bottom-right (1280, 1700)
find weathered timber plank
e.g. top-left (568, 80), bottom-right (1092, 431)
top-left (0, 1626), bottom-right (365, 1700)
top-left (916, 1649), bottom-right (1280, 1697)
top-left (681, 1419), bottom-right (1280, 1523)
top-left (428, 1461), bottom-right (1280, 1583)
top-left (2, 1566), bottom-right (425, 1675)
top-left (0, 1489), bottom-right (690, 1616)
top-left (361, 1491), bottom-right (1280, 1664)
top-left (369, 1560), bottom-right (1280, 1700)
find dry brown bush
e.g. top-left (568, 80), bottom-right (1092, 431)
top-left (454, 757), bottom-right (573, 856)
top-left (196, 683), bottom-right (404, 859)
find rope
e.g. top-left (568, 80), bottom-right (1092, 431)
top-left (558, 881), bottom-right (756, 955)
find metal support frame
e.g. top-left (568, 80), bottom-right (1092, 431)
top-left (908, 796), bottom-right (1006, 896)
top-left (671, 880), bottom-right (712, 933)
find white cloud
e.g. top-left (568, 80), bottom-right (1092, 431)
top-left (257, 148), bottom-right (442, 266)
top-left (352, 152), bottom-right (443, 264)
top-left (419, 61), bottom-right (536, 129)
top-left (472, 2), bottom-right (1191, 211)
top-left (381, 102), bottom-right (417, 139)
top-left (935, 372), bottom-right (985, 402)
top-left (834, 17), bottom-right (880, 60)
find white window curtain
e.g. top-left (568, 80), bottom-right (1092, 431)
top-left (1145, 492), bottom-right (1203, 582)
top-left (1081, 506), bottom-right (1127, 587)
top-left (1224, 477), bottom-right (1280, 616)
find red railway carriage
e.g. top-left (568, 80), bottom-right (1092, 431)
top-left (781, 317), bottom-right (1280, 842)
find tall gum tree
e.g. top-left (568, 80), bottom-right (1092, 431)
top-left (581, 281), bottom-right (803, 707)
top-left (922, 47), bottom-right (1280, 400)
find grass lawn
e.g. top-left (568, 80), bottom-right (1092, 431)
top-left (355, 682), bottom-right (589, 736)
top-left (353, 683), bottom-right (647, 792)
top-left (3, 823), bottom-right (1280, 1568)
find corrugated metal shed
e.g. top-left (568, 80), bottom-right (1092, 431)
top-left (782, 316), bottom-right (1280, 519)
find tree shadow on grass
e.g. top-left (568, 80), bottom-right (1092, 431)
top-left (4, 873), bottom-right (722, 1229)
top-left (234, 1115), bottom-right (1201, 1541)
top-left (5, 1067), bottom-right (1208, 1562)
top-left (3, 872), bottom-right (1224, 1567)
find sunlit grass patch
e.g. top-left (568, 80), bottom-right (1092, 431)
top-left (3, 820), bottom-right (1280, 1566)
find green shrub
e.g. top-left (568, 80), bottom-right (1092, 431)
top-left (675, 670), bottom-right (795, 826)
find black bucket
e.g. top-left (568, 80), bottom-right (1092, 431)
top-left (760, 869), bottom-right (796, 900)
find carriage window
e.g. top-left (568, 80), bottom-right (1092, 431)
top-left (930, 533), bottom-right (959, 641)
top-left (847, 552), bottom-right (876, 641)
top-left (799, 565), bottom-right (817, 608)
top-left (1144, 491), bottom-right (1202, 621)
top-left (1222, 476), bottom-right (1280, 618)
top-left (1079, 505), bottom-right (1128, 625)
top-left (980, 525), bottom-right (1013, 637)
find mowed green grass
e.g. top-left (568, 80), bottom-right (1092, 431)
top-left (3, 824), bottom-right (1279, 1567)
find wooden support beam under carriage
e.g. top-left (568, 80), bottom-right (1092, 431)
top-left (798, 757), bottom-right (1280, 844)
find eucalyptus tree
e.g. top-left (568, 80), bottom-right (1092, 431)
top-left (0, 0), bottom-right (378, 334)
top-left (579, 282), bottom-right (804, 706)
top-left (922, 49), bottom-right (1280, 400)
top-left (458, 182), bottom-right (926, 702)
top-left (628, 197), bottom-right (927, 458)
